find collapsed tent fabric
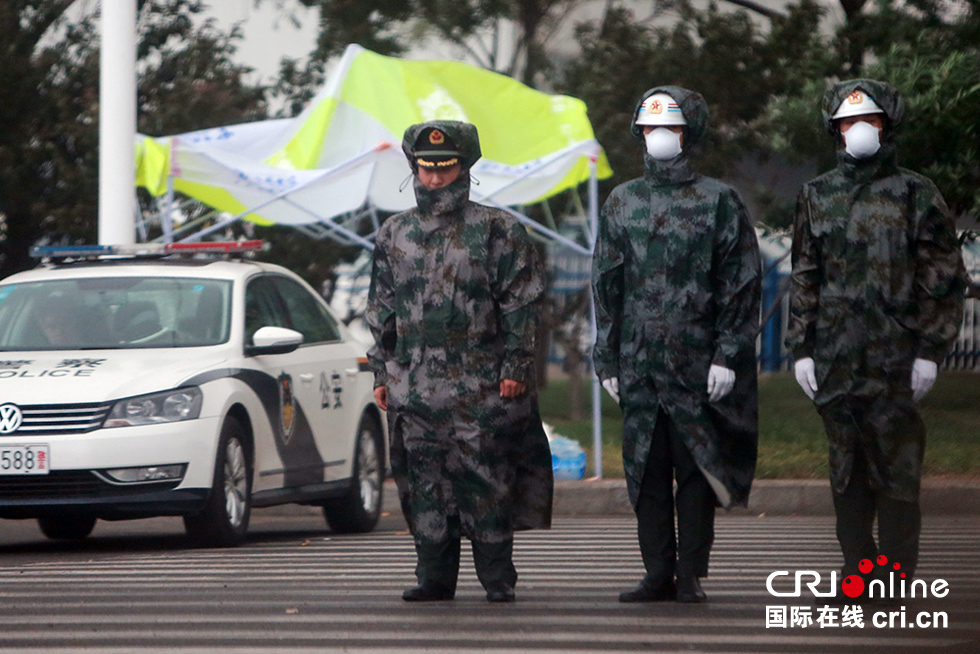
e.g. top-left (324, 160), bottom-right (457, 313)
top-left (136, 44), bottom-right (612, 228)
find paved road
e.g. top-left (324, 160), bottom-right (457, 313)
top-left (0, 513), bottom-right (977, 653)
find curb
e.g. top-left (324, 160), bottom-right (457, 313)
top-left (259, 478), bottom-right (980, 518)
top-left (555, 478), bottom-right (980, 516)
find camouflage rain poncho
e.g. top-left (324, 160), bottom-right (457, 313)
top-left (786, 79), bottom-right (966, 501)
top-left (592, 87), bottom-right (762, 510)
top-left (366, 121), bottom-right (553, 544)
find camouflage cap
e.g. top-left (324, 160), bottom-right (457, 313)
top-left (402, 121), bottom-right (482, 173)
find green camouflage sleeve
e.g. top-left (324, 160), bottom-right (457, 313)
top-left (912, 183), bottom-right (967, 362)
top-left (591, 192), bottom-right (625, 381)
top-left (786, 187), bottom-right (821, 359)
top-left (711, 189), bottom-right (762, 367)
top-left (494, 221), bottom-right (545, 384)
top-left (365, 233), bottom-right (396, 388)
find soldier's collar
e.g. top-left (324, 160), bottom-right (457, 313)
top-left (643, 152), bottom-right (696, 187)
top-left (837, 143), bottom-right (898, 181)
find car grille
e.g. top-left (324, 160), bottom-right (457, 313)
top-left (2, 402), bottom-right (112, 436)
top-left (0, 471), bottom-right (179, 500)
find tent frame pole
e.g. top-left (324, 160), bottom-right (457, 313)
top-left (587, 154), bottom-right (602, 479)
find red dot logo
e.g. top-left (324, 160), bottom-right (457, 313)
top-left (893, 562), bottom-right (901, 570)
top-left (842, 575), bottom-right (865, 598)
top-left (877, 555), bottom-right (888, 566)
top-left (858, 559), bottom-right (873, 574)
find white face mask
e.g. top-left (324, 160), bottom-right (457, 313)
top-left (843, 121), bottom-right (881, 159)
top-left (644, 128), bottom-right (683, 160)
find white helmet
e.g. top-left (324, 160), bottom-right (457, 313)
top-left (635, 93), bottom-right (687, 126)
top-left (832, 89), bottom-right (884, 120)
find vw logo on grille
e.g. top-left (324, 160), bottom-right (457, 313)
top-left (0, 404), bottom-right (23, 434)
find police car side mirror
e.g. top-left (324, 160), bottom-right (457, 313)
top-left (246, 326), bottom-right (304, 356)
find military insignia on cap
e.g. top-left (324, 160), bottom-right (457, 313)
top-left (847, 91), bottom-right (864, 105)
top-left (429, 129), bottom-right (445, 145)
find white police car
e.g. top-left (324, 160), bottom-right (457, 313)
top-left (0, 242), bottom-right (386, 546)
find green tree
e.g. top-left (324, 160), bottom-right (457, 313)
top-left (563, 0), bottom-right (979, 226)
top-left (138, 2), bottom-right (268, 136)
top-left (0, 0), bottom-right (267, 279)
top-left (0, 1), bottom-right (76, 278)
top-left (866, 44), bottom-right (980, 220)
top-left (561, 1), bottom-right (833, 186)
top-left (266, 0), bottom-right (583, 115)
top-left (763, 0), bottom-right (980, 223)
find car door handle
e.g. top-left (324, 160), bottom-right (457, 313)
top-left (299, 373), bottom-right (314, 383)
top-left (345, 367), bottom-right (359, 377)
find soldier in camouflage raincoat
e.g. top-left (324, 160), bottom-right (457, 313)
top-left (592, 87), bottom-right (761, 603)
top-left (787, 79), bottom-right (966, 581)
top-left (366, 120), bottom-right (553, 603)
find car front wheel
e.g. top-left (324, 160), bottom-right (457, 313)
top-left (184, 416), bottom-right (252, 547)
top-left (323, 412), bottom-right (384, 533)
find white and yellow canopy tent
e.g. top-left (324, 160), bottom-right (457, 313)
top-left (136, 44), bottom-right (612, 255)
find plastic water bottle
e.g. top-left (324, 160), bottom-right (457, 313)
top-left (549, 434), bottom-right (587, 480)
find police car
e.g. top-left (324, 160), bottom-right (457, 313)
top-left (0, 241), bottom-right (386, 546)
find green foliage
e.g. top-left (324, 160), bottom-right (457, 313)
top-left (761, 79), bottom-right (834, 169)
top-left (298, 0), bottom-right (413, 60)
top-left (764, 0), bottom-right (980, 221)
top-left (0, 0), bottom-right (80, 277)
top-left (559, 7), bottom-right (658, 186)
top-left (561, 1), bottom-right (833, 188)
top-left (138, 1), bottom-right (268, 136)
top-left (866, 43), bottom-right (980, 219)
top-left (0, 0), bottom-right (268, 278)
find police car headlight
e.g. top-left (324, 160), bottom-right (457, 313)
top-left (105, 387), bottom-right (203, 427)
top-left (102, 464), bottom-right (186, 483)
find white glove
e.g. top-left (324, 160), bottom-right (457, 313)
top-left (707, 365), bottom-right (735, 402)
top-left (911, 358), bottom-right (937, 402)
top-left (794, 357), bottom-right (818, 400)
top-left (601, 377), bottom-right (620, 404)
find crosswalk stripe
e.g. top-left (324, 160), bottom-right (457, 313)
top-left (1, 516), bottom-right (977, 653)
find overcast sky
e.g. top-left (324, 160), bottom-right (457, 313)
top-left (205, 1), bottom-right (318, 83)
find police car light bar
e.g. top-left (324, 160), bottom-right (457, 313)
top-left (31, 241), bottom-right (265, 259)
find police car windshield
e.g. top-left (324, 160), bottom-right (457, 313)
top-left (0, 277), bottom-right (232, 350)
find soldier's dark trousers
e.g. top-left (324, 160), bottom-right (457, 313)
top-left (833, 449), bottom-right (921, 577)
top-left (414, 538), bottom-right (462, 592)
top-left (472, 539), bottom-right (518, 589)
top-left (414, 537), bottom-right (517, 591)
top-left (635, 409), bottom-right (715, 580)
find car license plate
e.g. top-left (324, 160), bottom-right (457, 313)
top-left (0, 444), bottom-right (50, 475)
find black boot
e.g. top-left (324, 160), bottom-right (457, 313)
top-left (675, 575), bottom-right (707, 603)
top-left (619, 575), bottom-right (676, 603)
top-left (402, 581), bottom-right (456, 602)
top-left (404, 539), bottom-right (460, 602)
top-left (484, 582), bottom-right (516, 603)
top-left (472, 539), bottom-right (518, 602)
